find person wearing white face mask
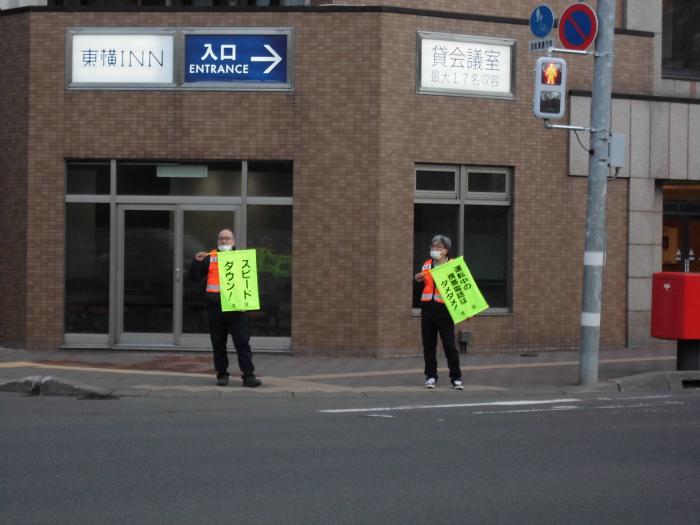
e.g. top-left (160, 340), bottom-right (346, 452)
top-left (414, 234), bottom-right (464, 390)
top-left (190, 229), bottom-right (261, 388)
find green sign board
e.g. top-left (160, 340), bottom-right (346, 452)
top-left (217, 249), bottom-right (260, 312)
top-left (430, 256), bottom-right (489, 323)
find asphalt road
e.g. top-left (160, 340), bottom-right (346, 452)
top-left (2, 390), bottom-right (699, 524)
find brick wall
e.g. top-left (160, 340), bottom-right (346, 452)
top-left (373, 11), bottom-right (648, 355)
top-left (313, 0), bottom-right (628, 29)
top-left (2, 5), bottom-right (653, 354)
top-left (0, 13), bottom-right (29, 348)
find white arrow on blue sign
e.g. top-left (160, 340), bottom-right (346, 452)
top-left (250, 44), bottom-right (283, 74)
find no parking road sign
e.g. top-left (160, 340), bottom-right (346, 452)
top-left (558, 3), bottom-right (598, 51)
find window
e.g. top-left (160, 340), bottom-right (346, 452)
top-left (416, 167), bottom-right (457, 194)
top-left (413, 165), bottom-right (512, 311)
top-left (248, 161), bottom-right (293, 197)
top-left (65, 159), bottom-right (293, 342)
top-left (117, 162), bottom-right (241, 196)
top-left (65, 203), bottom-right (110, 333)
top-left (66, 161), bottom-right (110, 195)
top-left (247, 205), bottom-right (293, 336)
top-left (662, 0), bottom-right (700, 79)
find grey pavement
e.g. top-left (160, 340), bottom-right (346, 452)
top-left (2, 343), bottom-right (699, 398)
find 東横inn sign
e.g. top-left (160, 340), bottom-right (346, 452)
top-left (66, 27), bottom-right (294, 91)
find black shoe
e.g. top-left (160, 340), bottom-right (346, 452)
top-left (242, 376), bottom-right (261, 388)
top-left (216, 375), bottom-right (229, 387)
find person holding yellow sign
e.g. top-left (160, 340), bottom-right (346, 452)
top-left (190, 229), bottom-right (261, 388)
top-left (414, 235), bottom-right (464, 390)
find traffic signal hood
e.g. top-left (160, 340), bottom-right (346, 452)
top-left (533, 56), bottom-right (567, 119)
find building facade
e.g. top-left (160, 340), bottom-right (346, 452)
top-left (0, 0), bottom-right (697, 356)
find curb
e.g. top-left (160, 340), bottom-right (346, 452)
top-left (0, 375), bottom-right (116, 399)
top-left (610, 370), bottom-right (700, 393)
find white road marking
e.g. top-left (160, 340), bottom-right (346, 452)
top-left (475, 406), bottom-right (580, 415)
top-left (319, 398), bottom-right (581, 414)
top-left (321, 395), bottom-right (688, 415)
top-left (474, 400), bottom-right (684, 415)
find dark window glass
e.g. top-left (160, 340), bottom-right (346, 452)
top-left (248, 161), bottom-right (293, 197)
top-left (468, 172), bottom-right (507, 193)
top-left (65, 203), bottom-right (110, 333)
top-left (66, 162), bottom-right (110, 195)
top-left (247, 205), bottom-right (293, 336)
top-left (413, 204), bottom-right (459, 307)
top-left (181, 209), bottom-right (236, 334)
top-left (416, 170), bottom-right (456, 192)
top-left (464, 205), bottom-right (510, 308)
top-left (117, 162), bottom-right (241, 196)
top-left (662, 0), bottom-right (700, 78)
top-left (123, 209), bottom-right (174, 332)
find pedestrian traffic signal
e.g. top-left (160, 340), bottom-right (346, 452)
top-left (533, 56), bottom-right (567, 119)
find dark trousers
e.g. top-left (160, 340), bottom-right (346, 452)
top-left (206, 303), bottom-right (255, 379)
top-left (421, 301), bottom-right (462, 382)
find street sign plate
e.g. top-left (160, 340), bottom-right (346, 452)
top-left (530, 5), bottom-right (555, 38)
top-left (558, 3), bottom-right (598, 51)
top-left (183, 32), bottom-right (291, 88)
top-left (529, 38), bottom-right (554, 53)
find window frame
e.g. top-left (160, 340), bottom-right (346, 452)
top-left (64, 158), bottom-right (293, 349)
top-left (464, 166), bottom-right (510, 202)
top-left (661, 0), bottom-right (700, 81)
top-left (413, 164), bottom-right (513, 315)
top-left (414, 165), bottom-right (460, 200)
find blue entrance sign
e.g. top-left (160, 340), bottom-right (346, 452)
top-left (530, 5), bottom-right (555, 39)
top-left (558, 3), bottom-right (598, 51)
top-left (184, 31), bottom-right (291, 89)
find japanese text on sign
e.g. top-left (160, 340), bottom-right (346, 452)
top-left (71, 33), bottom-right (175, 85)
top-left (418, 33), bottom-right (514, 98)
top-left (217, 249), bottom-right (261, 312)
top-left (429, 256), bottom-right (489, 324)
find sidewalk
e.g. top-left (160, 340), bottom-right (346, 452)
top-left (0, 345), bottom-right (697, 398)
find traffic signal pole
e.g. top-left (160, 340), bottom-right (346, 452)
top-left (579, 0), bottom-right (616, 385)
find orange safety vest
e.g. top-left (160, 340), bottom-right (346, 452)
top-left (420, 259), bottom-right (445, 304)
top-left (206, 250), bottom-right (220, 293)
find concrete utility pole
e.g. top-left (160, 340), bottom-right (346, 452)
top-left (579, 0), bottom-right (616, 385)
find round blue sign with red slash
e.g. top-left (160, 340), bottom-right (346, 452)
top-left (558, 3), bottom-right (598, 51)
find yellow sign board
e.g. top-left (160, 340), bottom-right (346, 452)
top-left (429, 256), bottom-right (489, 323)
top-left (217, 249), bottom-right (260, 312)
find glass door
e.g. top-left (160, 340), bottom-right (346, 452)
top-left (178, 206), bottom-right (239, 347)
top-left (117, 206), bottom-right (176, 345)
top-left (117, 205), bottom-right (238, 347)
top-left (662, 215), bottom-right (700, 273)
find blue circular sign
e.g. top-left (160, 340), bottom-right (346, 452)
top-left (530, 5), bottom-right (555, 38)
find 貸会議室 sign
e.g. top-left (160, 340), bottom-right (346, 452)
top-left (67, 28), bottom-right (293, 90)
top-left (417, 31), bottom-right (515, 99)
top-left (183, 32), bottom-right (290, 88)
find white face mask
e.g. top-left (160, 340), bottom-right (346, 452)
top-left (218, 245), bottom-right (233, 252)
top-left (430, 250), bottom-right (443, 260)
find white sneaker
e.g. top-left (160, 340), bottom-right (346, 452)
top-left (425, 378), bottom-right (437, 389)
top-left (452, 380), bottom-right (464, 390)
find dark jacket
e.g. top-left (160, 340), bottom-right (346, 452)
top-left (189, 253), bottom-right (221, 304)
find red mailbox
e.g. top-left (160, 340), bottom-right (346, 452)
top-left (651, 272), bottom-right (700, 340)
top-left (651, 272), bottom-right (700, 339)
